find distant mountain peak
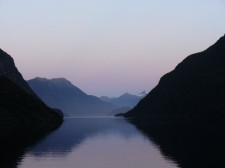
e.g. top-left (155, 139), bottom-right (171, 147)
top-left (101, 91), bottom-right (146, 108)
top-left (139, 90), bottom-right (147, 94)
top-left (34, 77), bottom-right (48, 81)
top-left (137, 91), bottom-right (147, 97)
top-left (34, 77), bottom-right (70, 83)
top-left (51, 78), bottom-right (69, 82)
top-left (28, 77), bottom-right (117, 116)
top-left (121, 92), bottom-right (132, 97)
top-left (31, 77), bottom-right (75, 88)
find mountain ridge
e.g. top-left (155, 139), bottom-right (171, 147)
top-left (28, 77), bottom-right (118, 116)
top-left (0, 48), bottom-right (63, 126)
top-left (124, 34), bottom-right (225, 122)
top-left (0, 49), bottom-right (36, 96)
top-left (101, 91), bottom-right (147, 108)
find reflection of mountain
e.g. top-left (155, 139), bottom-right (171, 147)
top-left (29, 118), bottom-right (139, 156)
top-left (134, 120), bottom-right (225, 168)
top-left (125, 35), bottom-right (225, 122)
top-left (101, 91), bottom-right (147, 108)
top-left (28, 78), bottom-right (117, 116)
top-left (0, 125), bottom-right (59, 168)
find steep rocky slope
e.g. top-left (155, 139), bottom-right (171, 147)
top-left (125, 35), bottom-right (225, 122)
top-left (0, 48), bottom-right (63, 127)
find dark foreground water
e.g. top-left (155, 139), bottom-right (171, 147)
top-left (16, 117), bottom-right (178, 168)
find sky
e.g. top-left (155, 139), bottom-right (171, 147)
top-left (0, 0), bottom-right (225, 97)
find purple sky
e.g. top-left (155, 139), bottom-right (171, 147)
top-left (0, 0), bottom-right (225, 96)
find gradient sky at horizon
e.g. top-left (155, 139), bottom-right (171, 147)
top-left (0, 0), bottom-right (225, 96)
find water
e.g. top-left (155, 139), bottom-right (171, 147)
top-left (17, 117), bottom-right (178, 168)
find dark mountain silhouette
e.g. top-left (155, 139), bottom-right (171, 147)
top-left (28, 78), bottom-right (118, 116)
top-left (0, 49), bottom-right (36, 96)
top-left (0, 48), bottom-right (63, 127)
top-left (133, 120), bottom-right (225, 168)
top-left (125, 35), bottom-right (225, 122)
top-left (101, 91), bottom-right (147, 108)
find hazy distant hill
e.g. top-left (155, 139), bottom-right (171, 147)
top-left (28, 78), bottom-right (118, 116)
top-left (100, 91), bottom-right (147, 108)
top-left (125, 35), bottom-right (225, 122)
top-left (0, 49), bottom-right (63, 126)
top-left (110, 106), bottom-right (132, 116)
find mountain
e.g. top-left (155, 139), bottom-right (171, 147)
top-left (28, 78), bottom-right (118, 116)
top-left (100, 91), bottom-right (147, 108)
top-left (0, 48), bottom-right (63, 127)
top-left (111, 106), bottom-right (131, 116)
top-left (0, 49), bottom-right (36, 96)
top-left (125, 35), bottom-right (225, 122)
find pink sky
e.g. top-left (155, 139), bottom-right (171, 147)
top-left (0, 0), bottom-right (225, 96)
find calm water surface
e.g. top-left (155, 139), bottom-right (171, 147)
top-left (18, 117), bottom-right (178, 168)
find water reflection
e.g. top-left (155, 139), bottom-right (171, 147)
top-left (20, 118), bottom-right (178, 168)
top-left (3, 117), bottom-right (224, 168)
top-left (28, 118), bottom-right (139, 156)
top-left (0, 124), bottom-right (59, 168)
top-left (134, 119), bottom-right (225, 168)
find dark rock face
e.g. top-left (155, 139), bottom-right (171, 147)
top-left (125, 35), bottom-right (225, 122)
top-left (133, 120), bottom-right (225, 168)
top-left (0, 48), bottom-right (63, 127)
top-left (0, 49), bottom-right (36, 96)
top-left (28, 78), bottom-right (117, 116)
top-left (0, 114), bottom-right (61, 168)
top-left (0, 76), bottom-right (62, 125)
